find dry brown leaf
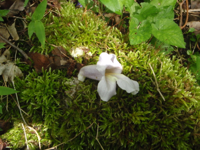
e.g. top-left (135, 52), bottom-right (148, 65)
top-left (52, 46), bottom-right (67, 57)
top-left (28, 52), bottom-right (51, 73)
top-left (0, 27), bottom-right (10, 43)
top-left (6, 20), bottom-right (19, 40)
top-left (0, 138), bottom-right (6, 150)
top-left (7, 0), bottom-right (25, 17)
top-left (48, 0), bottom-right (61, 9)
top-left (0, 119), bottom-right (11, 135)
top-left (0, 49), bottom-right (23, 82)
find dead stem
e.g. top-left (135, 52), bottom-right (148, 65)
top-left (149, 63), bottom-right (165, 101)
top-left (96, 123), bottom-right (104, 150)
top-left (22, 123), bottom-right (29, 150)
top-left (27, 126), bottom-right (41, 149)
top-left (0, 34), bottom-right (29, 60)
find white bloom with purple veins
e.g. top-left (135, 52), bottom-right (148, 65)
top-left (78, 52), bottom-right (139, 101)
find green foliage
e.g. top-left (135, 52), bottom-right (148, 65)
top-left (79, 0), bottom-right (185, 48)
top-left (0, 86), bottom-right (18, 95)
top-left (0, 9), bottom-right (9, 21)
top-left (129, 1), bottom-right (185, 48)
top-left (99, 0), bottom-right (125, 15)
top-left (0, 43), bottom-right (5, 49)
top-left (24, 0), bottom-right (29, 7)
top-left (187, 51), bottom-right (200, 85)
top-left (28, 0), bottom-right (47, 47)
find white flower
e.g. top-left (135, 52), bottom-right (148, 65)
top-left (78, 52), bottom-right (139, 101)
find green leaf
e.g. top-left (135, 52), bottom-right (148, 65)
top-left (150, 0), bottom-right (176, 8)
top-left (0, 10), bottom-right (10, 17)
top-left (140, 3), bottom-right (158, 19)
top-left (28, 21), bottom-right (35, 38)
top-left (0, 86), bottom-right (18, 95)
top-left (124, 0), bottom-right (136, 12)
top-left (129, 2), bottom-right (141, 17)
top-left (0, 43), bottom-right (5, 49)
top-left (188, 28), bottom-right (195, 33)
top-left (31, 0), bottom-right (47, 21)
top-left (28, 21), bottom-right (45, 47)
top-left (99, 0), bottom-right (125, 15)
top-left (129, 18), bottom-right (152, 45)
top-left (0, 10), bottom-right (9, 21)
top-left (152, 19), bottom-right (185, 48)
top-left (24, 0), bottom-right (29, 7)
top-left (153, 6), bottom-right (174, 22)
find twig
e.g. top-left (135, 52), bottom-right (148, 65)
top-left (12, 81), bottom-right (28, 125)
top-left (149, 63), bottom-right (165, 101)
top-left (27, 126), bottom-right (41, 149)
top-left (95, 123), bottom-right (104, 150)
top-left (0, 34), bottom-right (29, 60)
top-left (177, 0), bottom-right (184, 28)
top-left (45, 122), bottom-right (95, 150)
top-left (22, 123), bottom-right (29, 150)
top-left (181, 0), bottom-right (189, 29)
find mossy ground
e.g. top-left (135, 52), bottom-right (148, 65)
top-left (1, 2), bottom-right (200, 150)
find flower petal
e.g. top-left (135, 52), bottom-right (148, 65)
top-left (113, 74), bottom-right (139, 95)
top-left (97, 52), bottom-right (122, 75)
top-left (78, 65), bottom-right (103, 81)
top-left (97, 75), bottom-right (117, 101)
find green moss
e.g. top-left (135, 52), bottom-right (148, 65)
top-left (1, 2), bottom-right (200, 150)
top-left (31, 2), bottom-right (123, 55)
top-left (2, 121), bottom-right (51, 149)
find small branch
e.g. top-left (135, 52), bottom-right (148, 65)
top-left (27, 126), bottom-right (41, 149)
top-left (95, 123), bottom-right (104, 150)
top-left (181, 0), bottom-right (189, 29)
top-left (149, 63), bottom-right (165, 101)
top-left (45, 122), bottom-right (95, 150)
top-left (0, 34), bottom-right (29, 60)
top-left (12, 81), bottom-right (28, 125)
top-left (22, 123), bottom-right (29, 150)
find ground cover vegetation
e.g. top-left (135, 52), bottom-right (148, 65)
top-left (0, 0), bottom-right (200, 149)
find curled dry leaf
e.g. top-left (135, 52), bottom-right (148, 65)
top-left (0, 27), bottom-right (10, 43)
top-left (7, 0), bottom-right (25, 17)
top-left (0, 49), bottom-right (23, 83)
top-left (6, 20), bottom-right (19, 41)
top-left (28, 46), bottom-right (85, 76)
top-left (28, 52), bottom-right (51, 73)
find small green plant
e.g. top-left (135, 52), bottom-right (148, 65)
top-left (0, 86), bottom-right (18, 96)
top-left (79, 0), bottom-right (185, 48)
top-left (28, 0), bottom-right (47, 47)
top-left (0, 9), bottom-right (9, 21)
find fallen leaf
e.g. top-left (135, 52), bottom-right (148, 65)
top-left (48, 0), bottom-right (61, 9)
top-left (0, 27), bottom-right (10, 43)
top-left (0, 49), bottom-right (23, 82)
top-left (0, 119), bottom-right (11, 135)
top-left (6, 20), bottom-right (19, 40)
top-left (28, 52), bottom-right (51, 73)
top-left (0, 138), bottom-right (6, 150)
top-left (52, 46), bottom-right (67, 57)
top-left (7, 0), bottom-right (25, 17)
